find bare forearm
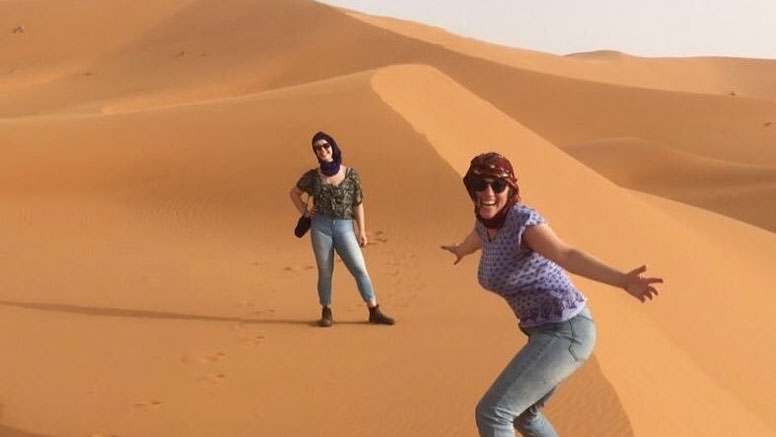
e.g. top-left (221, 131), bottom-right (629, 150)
top-left (289, 188), bottom-right (308, 215)
top-left (442, 228), bottom-right (482, 264)
top-left (457, 229), bottom-right (482, 257)
top-left (561, 249), bottom-right (627, 289)
top-left (354, 203), bottom-right (366, 234)
top-left (523, 224), bottom-right (660, 299)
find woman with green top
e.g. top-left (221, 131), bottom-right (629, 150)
top-left (290, 131), bottom-right (395, 327)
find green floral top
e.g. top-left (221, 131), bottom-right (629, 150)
top-left (296, 167), bottom-right (364, 219)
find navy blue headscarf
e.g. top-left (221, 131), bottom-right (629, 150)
top-left (311, 131), bottom-right (342, 176)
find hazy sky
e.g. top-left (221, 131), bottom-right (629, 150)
top-left (317, 0), bottom-right (776, 59)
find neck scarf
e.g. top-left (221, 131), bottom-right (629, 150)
top-left (311, 131), bottom-right (342, 176)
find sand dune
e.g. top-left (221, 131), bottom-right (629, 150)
top-left (0, 0), bottom-right (200, 92)
top-left (1, 0), bottom-right (775, 436)
top-left (373, 64), bottom-right (776, 435)
top-left (346, 10), bottom-right (776, 101)
top-left (563, 137), bottom-right (776, 232)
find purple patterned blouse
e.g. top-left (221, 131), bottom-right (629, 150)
top-left (476, 204), bottom-right (587, 328)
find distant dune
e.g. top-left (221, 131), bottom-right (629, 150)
top-left (563, 137), bottom-right (776, 232)
top-left (345, 10), bottom-right (776, 101)
top-left (0, 0), bottom-right (774, 436)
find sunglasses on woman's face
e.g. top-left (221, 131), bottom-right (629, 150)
top-left (472, 177), bottom-right (508, 194)
top-left (314, 143), bottom-right (332, 151)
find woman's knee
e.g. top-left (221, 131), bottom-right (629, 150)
top-left (336, 247), bottom-right (369, 276)
top-left (513, 406), bottom-right (539, 428)
top-left (475, 396), bottom-right (508, 427)
top-left (475, 398), bottom-right (490, 423)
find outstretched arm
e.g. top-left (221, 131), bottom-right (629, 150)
top-left (523, 224), bottom-right (662, 302)
top-left (441, 228), bottom-right (482, 265)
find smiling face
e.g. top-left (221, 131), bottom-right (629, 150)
top-left (473, 177), bottom-right (510, 219)
top-left (313, 139), bottom-right (333, 162)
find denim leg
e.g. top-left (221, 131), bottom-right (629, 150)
top-left (475, 310), bottom-right (596, 437)
top-left (332, 220), bottom-right (376, 304)
top-left (310, 217), bottom-right (335, 306)
top-left (513, 388), bottom-right (557, 437)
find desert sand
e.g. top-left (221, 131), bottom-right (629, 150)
top-left (1, 0), bottom-right (775, 436)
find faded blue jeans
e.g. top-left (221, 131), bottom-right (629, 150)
top-left (310, 215), bottom-right (376, 306)
top-left (475, 307), bottom-right (596, 437)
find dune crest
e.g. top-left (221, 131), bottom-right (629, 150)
top-left (371, 63), bottom-right (776, 435)
top-left (1, 1), bottom-right (775, 436)
top-left (564, 137), bottom-right (776, 232)
top-left (346, 9), bottom-right (776, 101)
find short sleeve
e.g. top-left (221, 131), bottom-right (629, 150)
top-left (509, 205), bottom-right (547, 245)
top-left (296, 170), bottom-right (316, 195)
top-left (524, 207), bottom-right (546, 228)
top-left (350, 168), bottom-right (363, 206)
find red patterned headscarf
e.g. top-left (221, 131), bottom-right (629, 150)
top-left (463, 152), bottom-right (520, 229)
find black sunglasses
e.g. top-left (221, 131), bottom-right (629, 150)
top-left (471, 178), bottom-right (508, 194)
top-left (313, 143), bottom-right (332, 151)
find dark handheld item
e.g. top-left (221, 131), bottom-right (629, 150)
top-left (294, 215), bottom-right (311, 238)
top-left (294, 193), bottom-right (312, 238)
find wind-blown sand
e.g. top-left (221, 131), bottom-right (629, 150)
top-left (1, 0), bottom-right (774, 436)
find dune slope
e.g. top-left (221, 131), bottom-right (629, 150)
top-left (0, 0), bottom-right (774, 436)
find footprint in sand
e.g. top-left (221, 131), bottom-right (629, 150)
top-left (132, 400), bottom-right (162, 412)
top-left (373, 230), bottom-right (389, 244)
top-left (283, 265), bottom-right (315, 272)
top-left (235, 301), bottom-right (276, 319)
top-left (200, 373), bottom-right (227, 385)
top-left (246, 335), bottom-right (265, 346)
top-left (237, 334), bottom-right (266, 347)
top-left (199, 352), bottom-right (226, 364)
top-left (366, 230), bottom-right (389, 246)
top-left (243, 308), bottom-right (275, 318)
top-left (238, 300), bottom-right (257, 309)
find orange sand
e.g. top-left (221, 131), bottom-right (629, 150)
top-left (1, 1), bottom-right (774, 436)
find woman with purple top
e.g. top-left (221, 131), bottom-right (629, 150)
top-left (442, 152), bottom-right (662, 437)
top-left (290, 131), bottom-right (394, 327)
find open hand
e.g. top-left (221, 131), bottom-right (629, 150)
top-left (441, 244), bottom-right (465, 265)
top-left (623, 265), bottom-right (663, 303)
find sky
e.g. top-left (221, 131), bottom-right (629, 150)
top-left (316, 0), bottom-right (776, 59)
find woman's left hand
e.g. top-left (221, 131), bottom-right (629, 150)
top-left (358, 233), bottom-right (368, 247)
top-left (623, 265), bottom-right (663, 303)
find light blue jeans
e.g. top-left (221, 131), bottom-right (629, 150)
top-left (475, 307), bottom-right (596, 437)
top-left (310, 215), bottom-right (376, 306)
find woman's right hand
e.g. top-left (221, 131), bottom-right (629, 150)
top-left (440, 244), bottom-right (465, 265)
top-left (441, 230), bottom-right (481, 265)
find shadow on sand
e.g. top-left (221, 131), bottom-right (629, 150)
top-left (0, 425), bottom-right (57, 437)
top-left (0, 404), bottom-right (56, 437)
top-left (0, 300), bottom-right (349, 327)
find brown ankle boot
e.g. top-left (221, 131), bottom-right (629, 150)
top-left (319, 306), bottom-right (333, 327)
top-left (368, 305), bottom-right (395, 325)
